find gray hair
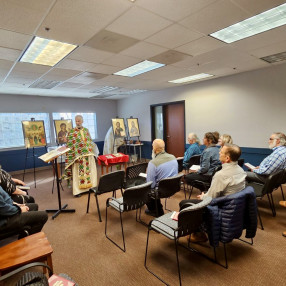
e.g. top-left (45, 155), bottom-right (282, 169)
top-left (75, 115), bottom-right (83, 121)
top-left (221, 134), bottom-right (233, 145)
top-left (273, 132), bottom-right (286, 146)
top-left (188, 133), bottom-right (200, 145)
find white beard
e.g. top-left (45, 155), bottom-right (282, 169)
top-left (151, 151), bottom-right (156, 159)
top-left (269, 140), bottom-right (276, 149)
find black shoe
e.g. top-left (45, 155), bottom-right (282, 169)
top-left (74, 194), bottom-right (81, 198)
top-left (145, 209), bottom-right (164, 217)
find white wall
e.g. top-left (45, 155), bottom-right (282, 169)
top-left (117, 63), bottom-right (286, 148)
top-left (0, 94), bottom-right (117, 141)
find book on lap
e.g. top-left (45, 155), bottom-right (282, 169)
top-left (189, 165), bottom-right (200, 171)
top-left (245, 162), bottom-right (256, 170)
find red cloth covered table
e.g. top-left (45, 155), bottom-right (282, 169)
top-left (97, 153), bottom-right (129, 174)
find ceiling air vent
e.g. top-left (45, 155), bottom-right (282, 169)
top-left (29, 80), bottom-right (62, 89)
top-left (260, 51), bottom-right (286, 63)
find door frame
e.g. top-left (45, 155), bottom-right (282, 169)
top-left (150, 100), bottom-right (185, 150)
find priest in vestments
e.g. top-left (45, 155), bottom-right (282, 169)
top-left (64, 115), bottom-right (97, 197)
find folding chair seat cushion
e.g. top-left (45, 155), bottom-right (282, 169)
top-left (109, 197), bottom-right (124, 212)
top-left (151, 212), bottom-right (178, 239)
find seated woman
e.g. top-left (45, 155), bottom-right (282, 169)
top-left (218, 134), bottom-right (233, 147)
top-left (182, 133), bottom-right (201, 169)
top-left (184, 132), bottom-right (221, 190)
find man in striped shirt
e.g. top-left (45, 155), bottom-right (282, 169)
top-left (246, 132), bottom-right (286, 183)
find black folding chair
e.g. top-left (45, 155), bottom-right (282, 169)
top-left (145, 197), bottom-right (212, 286)
top-left (125, 162), bottom-right (148, 189)
top-left (86, 170), bottom-right (125, 222)
top-left (105, 182), bottom-right (152, 252)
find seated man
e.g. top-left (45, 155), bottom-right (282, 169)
top-left (246, 132), bottom-right (286, 183)
top-left (146, 139), bottom-right (178, 217)
top-left (0, 168), bottom-right (34, 204)
top-left (0, 187), bottom-right (48, 238)
top-left (180, 144), bottom-right (246, 242)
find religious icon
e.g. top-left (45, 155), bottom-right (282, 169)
top-left (22, 120), bottom-right (47, 148)
top-left (54, 120), bottom-right (73, 145)
top-left (111, 118), bottom-right (126, 138)
top-left (127, 118), bottom-right (140, 137)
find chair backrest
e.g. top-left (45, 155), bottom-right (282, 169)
top-left (177, 158), bottom-right (183, 172)
top-left (188, 154), bottom-right (201, 167)
top-left (97, 170), bottom-right (125, 194)
top-left (238, 158), bottom-right (244, 167)
top-left (126, 162), bottom-right (148, 180)
top-left (122, 182), bottom-right (152, 211)
top-left (157, 174), bottom-right (184, 199)
top-left (176, 197), bottom-right (212, 237)
top-left (262, 169), bottom-right (285, 195)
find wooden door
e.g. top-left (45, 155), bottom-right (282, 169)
top-left (165, 103), bottom-right (185, 157)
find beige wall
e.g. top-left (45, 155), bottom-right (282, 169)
top-left (117, 62), bottom-right (286, 148)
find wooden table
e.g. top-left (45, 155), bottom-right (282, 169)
top-left (0, 232), bottom-right (53, 276)
top-left (98, 153), bottom-right (129, 175)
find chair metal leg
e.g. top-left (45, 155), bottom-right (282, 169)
top-left (136, 208), bottom-right (148, 227)
top-left (212, 244), bottom-right (228, 269)
top-left (188, 186), bottom-right (193, 199)
top-left (105, 203), bottom-right (126, 252)
top-left (257, 208), bottom-right (264, 230)
top-left (144, 228), bottom-right (170, 286)
top-left (86, 190), bottom-right (91, 213)
top-left (223, 243), bottom-right (228, 269)
top-left (95, 194), bottom-right (102, 222)
top-left (267, 193), bottom-right (276, 217)
top-left (164, 198), bottom-right (172, 212)
top-left (175, 239), bottom-right (182, 286)
top-left (280, 185), bottom-right (285, 201)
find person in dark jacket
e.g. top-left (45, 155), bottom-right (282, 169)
top-left (0, 168), bottom-right (34, 203)
top-left (0, 187), bottom-right (47, 238)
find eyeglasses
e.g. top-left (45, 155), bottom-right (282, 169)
top-left (269, 138), bottom-right (278, 141)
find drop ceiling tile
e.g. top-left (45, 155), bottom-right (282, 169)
top-left (231, 26), bottom-right (286, 52)
top-left (56, 59), bottom-right (96, 71)
top-left (149, 50), bottom-right (191, 65)
top-left (0, 59), bottom-right (14, 79)
top-left (136, 0), bottom-right (218, 21)
top-left (0, 47), bottom-right (21, 62)
top-left (85, 30), bottom-right (139, 53)
top-left (68, 46), bottom-right (114, 64)
top-left (10, 62), bottom-right (51, 74)
top-left (67, 72), bottom-right (108, 84)
top-left (87, 64), bottom-right (121, 74)
top-left (54, 82), bottom-right (84, 90)
top-left (250, 40), bottom-right (286, 58)
top-left (146, 24), bottom-right (203, 49)
top-left (0, 29), bottom-right (32, 50)
top-left (41, 68), bottom-right (81, 81)
top-left (0, 0), bottom-right (54, 34)
top-left (175, 36), bottom-right (226, 56)
top-left (37, 0), bottom-right (132, 45)
top-left (180, 0), bottom-right (249, 35)
top-left (231, 0), bottom-right (286, 15)
top-left (106, 6), bottom-right (172, 40)
top-left (102, 54), bottom-right (140, 68)
top-left (120, 41), bottom-right (168, 59)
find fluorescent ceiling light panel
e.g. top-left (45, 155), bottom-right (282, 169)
top-left (113, 60), bottom-right (165, 77)
top-left (169, 73), bottom-right (213, 84)
top-left (20, 36), bottom-right (77, 66)
top-left (89, 86), bottom-right (118, 94)
top-left (210, 3), bottom-right (286, 43)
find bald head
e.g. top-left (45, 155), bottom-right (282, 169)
top-left (153, 139), bottom-right (165, 154)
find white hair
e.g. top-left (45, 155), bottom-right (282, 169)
top-left (188, 133), bottom-right (200, 145)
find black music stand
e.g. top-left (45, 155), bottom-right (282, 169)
top-left (40, 148), bottom-right (75, 219)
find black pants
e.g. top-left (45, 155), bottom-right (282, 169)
top-left (185, 173), bottom-right (211, 192)
top-left (246, 172), bottom-right (268, 184)
top-left (0, 203), bottom-right (48, 237)
top-left (146, 198), bottom-right (164, 216)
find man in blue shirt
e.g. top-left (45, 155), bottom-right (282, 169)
top-left (246, 132), bottom-right (286, 183)
top-left (146, 139), bottom-right (178, 216)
